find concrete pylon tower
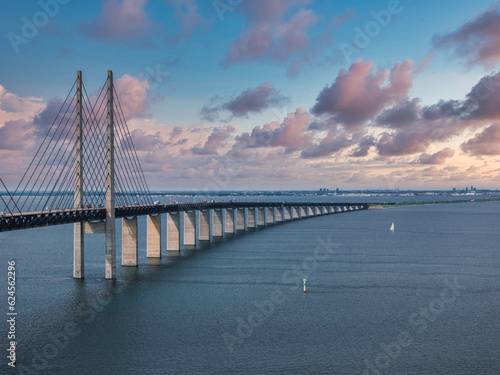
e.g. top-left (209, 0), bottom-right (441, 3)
top-left (73, 70), bottom-right (84, 279)
top-left (105, 70), bottom-right (116, 279)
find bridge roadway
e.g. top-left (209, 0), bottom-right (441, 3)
top-left (0, 201), bottom-right (369, 232)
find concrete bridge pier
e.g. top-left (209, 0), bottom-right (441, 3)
top-left (257, 208), bottom-right (265, 226)
top-left (147, 214), bottom-right (162, 257)
top-left (167, 212), bottom-right (181, 252)
top-left (284, 207), bottom-right (291, 221)
top-left (73, 223), bottom-right (84, 278)
top-left (292, 207), bottom-right (299, 219)
top-left (184, 211), bottom-right (196, 246)
top-left (225, 208), bottom-right (235, 234)
top-left (267, 207), bottom-right (274, 225)
top-left (276, 207), bottom-right (283, 222)
top-left (236, 208), bottom-right (246, 231)
top-left (247, 208), bottom-right (256, 229)
top-left (308, 206), bottom-right (314, 216)
top-left (298, 207), bottom-right (303, 218)
top-left (199, 210), bottom-right (210, 241)
top-left (212, 209), bottom-right (223, 237)
top-left (122, 217), bottom-right (138, 266)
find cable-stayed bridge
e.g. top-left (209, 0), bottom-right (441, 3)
top-left (0, 71), bottom-right (369, 279)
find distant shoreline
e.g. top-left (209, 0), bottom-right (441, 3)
top-left (369, 198), bottom-right (500, 209)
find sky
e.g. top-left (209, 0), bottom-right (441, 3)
top-left (1, 0), bottom-right (500, 191)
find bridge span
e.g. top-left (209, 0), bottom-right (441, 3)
top-left (0, 71), bottom-right (370, 279)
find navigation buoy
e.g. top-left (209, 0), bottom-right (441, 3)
top-left (303, 278), bottom-right (307, 293)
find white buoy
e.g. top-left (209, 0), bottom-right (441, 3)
top-left (303, 278), bottom-right (307, 293)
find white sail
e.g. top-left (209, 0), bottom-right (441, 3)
top-left (390, 222), bottom-right (395, 231)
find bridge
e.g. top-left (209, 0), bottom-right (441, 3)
top-left (0, 71), bottom-right (369, 279)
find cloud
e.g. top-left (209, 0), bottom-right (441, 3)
top-left (223, 2), bottom-right (356, 76)
top-left (311, 60), bottom-right (414, 127)
top-left (433, 3), bottom-right (500, 68)
top-left (0, 85), bottom-right (43, 115)
top-left (114, 74), bottom-right (152, 120)
top-left (463, 71), bottom-right (500, 121)
top-left (166, 0), bottom-right (208, 41)
top-left (125, 129), bottom-right (164, 151)
top-left (224, 3), bottom-right (316, 65)
top-left (415, 53), bottom-right (434, 74)
top-left (80, 0), bottom-right (159, 43)
top-left (301, 130), bottom-right (354, 158)
top-left (288, 8), bottom-right (356, 77)
top-left (417, 148), bottom-right (455, 164)
top-left (0, 119), bottom-right (31, 151)
top-left (232, 108), bottom-right (313, 153)
top-left (191, 126), bottom-right (235, 155)
top-left (461, 124), bottom-right (500, 156)
top-left (376, 98), bottom-right (420, 128)
top-left (200, 82), bottom-right (289, 121)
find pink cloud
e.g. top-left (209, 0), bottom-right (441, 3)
top-left (233, 108), bottom-right (313, 153)
top-left (433, 3), bottom-right (500, 68)
top-left (114, 74), bottom-right (152, 120)
top-left (417, 148), bottom-right (455, 164)
top-left (311, 60), bottom-right (414, 127)
top-left (191, 126), bottom-right (235, 155)
top-left (224, 0), bottom-right (357, 76)
top-left (80, 0), bottom-right (159, 42)
top-left (415, 53), bottom-right (434, 74)
top-left (461, 124), bottom-right (500, 156)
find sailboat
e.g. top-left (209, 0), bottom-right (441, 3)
top-left (390, 222), bottom-right (395, 231)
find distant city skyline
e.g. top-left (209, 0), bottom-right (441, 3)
top-left (1, 0), bottom-right (500, 190)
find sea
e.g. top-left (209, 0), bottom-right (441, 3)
top-left (0, 196), bottom-right (499, 375)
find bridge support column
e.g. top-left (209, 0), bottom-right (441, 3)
top-left (213, 209), bottom-right (223, 237)
top-left (257, 208), bottom-right (265, 226)
top-left (308, 206), bottom-right (314, 216)
top-left (147, 215), bottom-right (162, 258)
top-left (122, 217), bottom-right (138, 266)
top-left (184, 211), bottom-right (196, 246)
top-left (225, 209), bottom-right (235, 234)
top-left (199, 210), bottom-right (210, 241)
top-left (167, 212), bottom-right (181, 251)
top-left (73, 223), bottom-right (84, 278)
top-left (247, 208), bottom-right (256, 229)
top-left (276, 207), bottom-right (283, 222)
top-left (292, 207), bottom-right (299, 219)
top-left (236, 208), bottom-right (245, 231)
top-left (328, 206), bottom-right (333, 214)
top-left (267, 207), bottom-right (274, 225)
top-left (300, 207), bottom-right (306, 218)
top-left (284, 207), bottom-right (291, 221)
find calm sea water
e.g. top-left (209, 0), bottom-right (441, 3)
top-left (1, 201), bottom-right (499, 375)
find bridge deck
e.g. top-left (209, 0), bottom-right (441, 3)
top-left (0, 202), bottom-right (369, 232)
